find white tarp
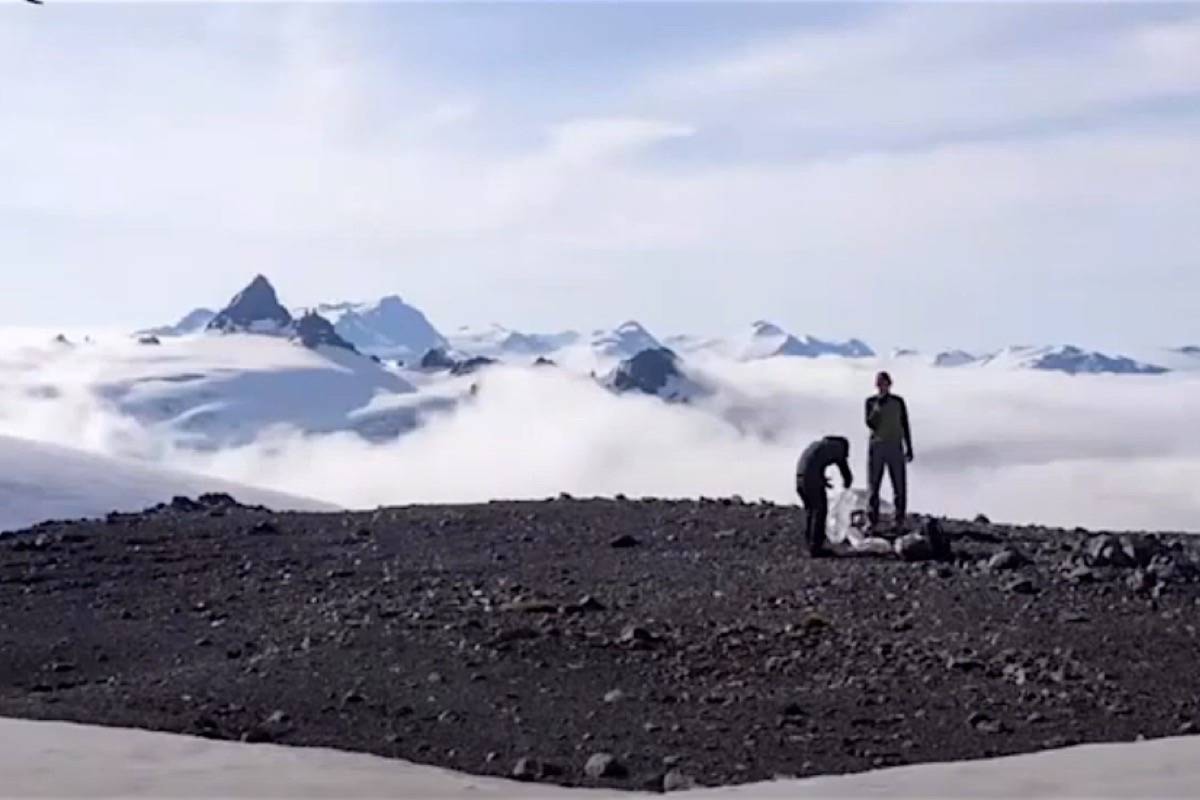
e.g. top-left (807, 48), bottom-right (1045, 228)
top-left (827, 488), bottom-right (894, 554)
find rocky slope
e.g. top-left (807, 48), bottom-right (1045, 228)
top-left (1, 498), bottom-right (1198, 791)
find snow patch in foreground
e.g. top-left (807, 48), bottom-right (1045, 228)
top-left (0, 435), bottom-right (334, 532)
top-left (1, 716), bottom-right (1196, 799)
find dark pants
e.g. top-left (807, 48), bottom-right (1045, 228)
top-left (868, 440), bottom-right (907, 527)
top-left (798, 478), bottom-right (828, 554)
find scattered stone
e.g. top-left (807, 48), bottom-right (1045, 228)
top-left (610, 534), bottom-right (641, 549)
top-left (198, 493), bottom-right (238, 508)
top-left (603, 689), bottom-right (626, 704)
top-left (894, 532), bottom-right (933, 562)
top-left (662, 769), bottom-right (697, 792)
top-left (974, 514), bottom-right (992, 525)
top-left (988, 547), bottom-right (1030, 571)
top-left (618, 625), bottom-right (658, 647)
top-left (1006, 578), bottom-right (1038, 595)
top-left (565, 595), bottom-right (606, 614)
top-left (1121, 536), bottom-right (1160, 568)
top-left (13, 534), bottom-right (53, 552)
top-left (968, 712), bottom-right (1007, 734)
top-left (488, 627), bottom-right (541, 646)
top-left (1063, 564), bottom-right (1099, 584)
top-left (248, 520), bottom-right (280, 536)
top-left (584, 752), bottom-right (628, 780)
top-left (1126, 569), bottom-right (1156, 594)
top-left (503, 600), bottom-right (559, 614)
top-left (170, 496), bottom-right (204, 512)
top-left (6, 497), bottom-right (1200, 790)
top-left (1085, 535), bottom-right (1135, 568)
top-left (512, 757), bottom-right (546, 782)
top-left (244, 709), bottom-right (292, 743)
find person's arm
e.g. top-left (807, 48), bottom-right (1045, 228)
top-left (865, 397), bottom-right (880, 430)
top-left (900, 397), bottom-right (914, 460)
top-left (837, 459), bottom-right (853, 489)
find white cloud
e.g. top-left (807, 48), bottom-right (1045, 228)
top-left (1, 334), bottom-right (1198, 533)
top-left (651, 7), bottom-right (1200, 146)
top-left (0, 5), bottom-right (1197, 349)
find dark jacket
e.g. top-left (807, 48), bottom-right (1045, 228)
top-left (796, 436), bottom-right (853, 492)
top-left (865, 394), bottom-right (913, 453)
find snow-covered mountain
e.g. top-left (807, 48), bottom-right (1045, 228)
top-left (137, 308), bottom-right (216, 338)
top-left (0, 434), bottom-right (332, 532)
top-left (663, 333), bottom-right (726, 355)
top-left (933, 349), bottom-right (980, 368)
top-left (740, 321), bottom-right (874, 360)
top-left (75, 334), bottom-right (418, 448)
top-left (602, 347), bottom-right (703, 402)
top-left (207, 275), bottom-right (294, 335)
top-left (590, 321), bottom-right (663, 359)
top-left (977, 345), bottom-right (1168, 375)
top-left (313, 296), bottom-right (446, 360)
top-left (449, 324), bottom-right (578, 358)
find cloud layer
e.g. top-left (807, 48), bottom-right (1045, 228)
top-left (2, 333), bottom-right (1197, 533)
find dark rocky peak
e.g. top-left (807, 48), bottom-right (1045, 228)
top-left (450, 356), bottom-right (498, 376)
top-left (420, 347), bottom-right (458, 371)
top-left (207, 275), bottom-right (293, 334)
top-left (294, 312), bottom-right (357, 352)
top-left (608, 347), bottom-right (684, 396)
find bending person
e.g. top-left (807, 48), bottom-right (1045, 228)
top-left (796, 435), bottom-right (853, 558)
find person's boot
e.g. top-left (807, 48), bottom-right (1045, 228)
top-left (809, 535), bottom-right (835, 558)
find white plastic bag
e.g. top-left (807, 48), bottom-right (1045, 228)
top-left (828, 488), bottom-right (894, 554)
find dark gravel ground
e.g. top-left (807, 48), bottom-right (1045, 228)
top-left (2, 494), bottom-right (1199, 791)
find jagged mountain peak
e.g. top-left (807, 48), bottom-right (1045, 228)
top-left (207, 275), bottom-right (293, 335)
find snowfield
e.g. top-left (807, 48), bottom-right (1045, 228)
top-left (0, 435), bottom-right (333, 533)
top-left (1, 333), bottom-right (415, 450)
top-left (2, 716), bottom-right (1197, 798)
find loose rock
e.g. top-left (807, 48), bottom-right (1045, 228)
top-left (585, 752), bottom-right (628, 780)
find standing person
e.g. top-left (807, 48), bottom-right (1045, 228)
top-left (865, 371), bottom-right (913, 531)
top-left (795, 435), bottom-right (853, 558)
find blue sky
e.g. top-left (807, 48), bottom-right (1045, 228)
top-left (2, 2), bottom-right (1198, 351)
